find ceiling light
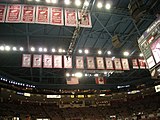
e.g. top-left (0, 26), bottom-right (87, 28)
top-left (39, 47), bottom-right (43, 52)
top-left (51, 0), bottom-right (57, 3)
top-left (44, 48), bottom-right (47, 52)
top-left (0, 46), bottom-right (4, 51)
top-left (98, 50), bottom-right (102, 55)
top-left (63, 50), bottom-right (66, 53)
top-left (46, 0), bottom-right (50, 3)
top-left (75, 72), bottom-right (83, 78)
top-left (35, 0), bottom-right (40, 2)
top-left (84, 1), bottom-right (89, 6)
top-left (78, 49), bottom-right (82, 53)
top-left (72, 74), bottom-right (75, 76)
top-left (66, 73), bottom-right (70, 77)
top-left (58, 48), bottom-right (62, 53)
top-left (12, 47), bottom-right (17, 51)
top-left (52, 48), bottom-right (56, 52)
top-left (139, 53), bottom-right (143, 57)
top-left (97, 2), bottom-right (103, 8)
top-left (107, 51), bottom-right (111, 55)
top-left (30, 47), bottom-right (35, 52)
top-left (104, 72), bottom-right (107, 74)
top-left (5, 46), bottom-right (10, 51)
top-left (94, 74), bottom-right (99, 77)
top-left (64, 0), bottom-right (71, 5)
top-left (85, 74), bottom-right (88, 76)
top-left (84, 49), bottom-right (89, 54)
top-left (19, 47), bottom-right (24, 51)
top-left (105, 3), bottom-right (111, 9)
top-left (75, 0), bottom-right (81, 6)
top-left (123, 51), bottom-right (129, 56)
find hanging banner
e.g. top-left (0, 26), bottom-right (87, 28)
top-left (33, 54), bottom-right (42, 68)
top-left (36, 6), bottom-right (49, 24)
top-left (54, 55), bottom-right (62, 68)
top-left (21, 5), bottom-right (35, 23)
top-left (64, 56), bottom-right (72, 68)
top-left (105, 58), bottom-right (114, 70)
top-left (132, 59), bottom-right (139, 69)
top-left (66, 77), bottom-right (79, 85)
top-left (22, 54), bottom-right (31, 67)
top-left (65, 8), bottom-right (77, 27)
top-left (114, 58), bottom-right (122, 70)
top-left (76, 56), bottom-right (84, 69)
top-left (86, 57), bottom-right (95, 69)
top-left (78, 10), bottom-right (92, 28)
top-left (121, 58), bottom-right (130, 70)
top-left (0, 4), bottom-right (6, 22)
top-left (43, 54), bottom-right (52, 68)
top-left (138, 59), bottom-right (146, 69)
top-left (50, 7), bottom-right (64, 26)
top-left (95, 77), bottom-right (106, 84)
top-left (6, 4), bottom-right (21, 22)
top-left (146, 56), bottom-right (155, 69)
top-left (96, 57), bottom-right (105, 69)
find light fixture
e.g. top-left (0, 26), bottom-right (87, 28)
top-left (64, 0), bottom-right (71, 5)
top-left (123, 51), bottom-right (129, 56)
top-left (84, 1), bottom-right (89, 7)
top-left (51, 0), bottom-right (57, 3)
top-left (98, 50), bottom-right (102, 55)
top-left (72, 74), bottom-right (75, 76)
top-left (12, 47), bottom-right (17, 51)
top-left (39, 47), bottom-right (43, 52)
top-left (52, 48), bottom-right (56, 52)
top-left (112, 56), bottom-right (115, 60)
top-left (75, 72), bottom-right (83, 78)
top-left (30, 47), bottom-right (35, 52)
top-left (84, 49), bottom-right (89, 54)
top-left (35, 0), bottom-right (40, 2)
top-left (19, 47), bottom-right (24, 51)
top-left (44, 48), bottom-right (47, 52)
top-left (105, 3), bottom-right (111, 10)
top-left (94, 74), bottom-right (99, 77)
top-left (107, 51), bottom-right (111, 55)
top-left (75, 0), bottom-right (81, 6)
top-left (63, 50), bottom-right (66, 53)
top-left (97, 2), bottom-right (103, 8)
top-left (78, 49), bottom-right (82, 53)
top-left (58, 48), bottom-right (62, 53)
top-left (46, 0), bottom-right (50, 3)
top-left (0, 46), bottom-right (4, 51)
top-left (104, 72), bottom-right (107, 74)
top-left (139, 53), bottom-right (143, 57)
top-left (66, 73), bottom-right (70, 77)
top-left (5, 46), bottom-right (10, 51)
top-left (85, 74), bottom-right (88, 76)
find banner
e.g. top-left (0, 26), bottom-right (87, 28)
top-left (76, 56), bottom-right (84, 69)
top-left (36, 6), bottom-right (49, 24)
top-left (65, 8), bottom-right (77, 26)
top-left (121, 58), bottom-right (130, 70)
top-left (95, 77), bottom-right (106, 84)
top-left (66, 77), bottom-right (79, 85)
top-left (78, 10), bottom-right (92, 28)
top-left (114, 58), bottom-right (122, 70)
top-left (86, 57), bottom-right (95, 69)
top-left (21, 5), bottom-right (35, 23)
top-left (138, 59), bottom-right (146, 69)
top-left (22, 54), bottom-right (31, 67)
top-left (105, 58), bottom-right (114, 70)
top-left (43, 54), bottom-right (52, 68)
top-left (54, 55), bottom-right (62, 68)
top-left (0, 4), bottom-right (6, 22)
top-left (6, 4), bottom-right (21, 22)
top-left (33, 54), bottom-right (42, 68)
top-left (96, 57), bottom-right (105, 69)
top-left (50, 7), bottom-right (63, 26)
top-left (132, 59), bottom-right (139, 69)
top-left (64, 56), bottom-right (72, 68)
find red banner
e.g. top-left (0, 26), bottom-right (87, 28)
top-left (21, 5), bottom-right (35, 23)
top-left (36, 6), bottom-right (49, 24)
top-left (66, 77), bottom-right (79, 85)
top-left (64, 56), bottom-right (72, 68)
top-left (121, 58), bottom-right (130, 70)
top-left (105, 58), bottom-right (114, 70)
top-left (114, 58), bottom-right (122, 70)
top-left (0, 4), bottom-right (6, 22)
top-left (22, 54), bottom-right (31, 67)
top-left (86, 57), bottom-right (95, 69)
top-left (43, 55), bottom-right (52, 68)
top-left (50, 7), bottom-right (63, 26)
top-left (138, 59), bottom-right (146, 69)
top-left (33, 55), bottom-right (42, 68)
top-left (78, 10), bottom-right (92, 28)
top-left (6, 4), bottom-right (21, 22)
top-left (132, 59), bottom-right (139, 69)
top-left (54, 55), bottom-right (62, 68)
top-left (76, 56), bottom-right (84, 69)
top-left (96, 57), bottom-right (105, 69)
top-left (65, 8), bottom-right (77, 27)
top-left (95, 77), bottom-right (106, 84)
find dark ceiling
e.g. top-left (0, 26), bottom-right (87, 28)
top-left (0, 0), bottom-right (159, 88)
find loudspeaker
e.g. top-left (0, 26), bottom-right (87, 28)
top-left (112, 35), bottom-right (121, 48)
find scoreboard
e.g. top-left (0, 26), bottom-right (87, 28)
top-left (138, 17), bottom-right (160, 79)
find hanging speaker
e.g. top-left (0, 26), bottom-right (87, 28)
top-left (112, 35), bottom-right (121, 48)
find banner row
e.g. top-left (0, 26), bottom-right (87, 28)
top-left (22, 54), bottom-right (147, 70)
top-left (0, 4), bottom-right (92, 27)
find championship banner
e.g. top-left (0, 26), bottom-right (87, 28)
top-left (22, 54), bottom-right (31, 67)
top-left (36, 6), bottom-right (49, 24)
top-left (95, 77), bottom-right (106, 84)
top-left (43, 54), bottom-right (52, 68)
top-left (78, 10), bottom-right (92, 28)
top-left (96, 57), bottom-right (105, 69)
top-left (21, 5), bottom-right (35, 23)
top-left (0, 4), bottom-right (6, 22)
top-left (132, 59), bottom-right (139, 69)
top-left (121, 58), bottom-right (130, 70)
top-left (146, 56), bottom-right (155, 69)
top-left (76, 56), bottom-right (84, 69)
top-left (65, 8), bottom-right (77, 27)
top-left (6, 4), bottom-right (21, 22)
top-left (54, 55), bottom-right (62, 68)
top-left (33, 54), bottom-right (42, 68)
top-left (86, 57), bottom-right (95, 69)
top-left (114, 58), bottom-right (122, 70)
top-left (138, 59), bottom-right (146, 69)
top-left (66, 77), bottom-right (79, 85)
top-left (105, 58), bottom-right (114, 70)
top-left (64, 56), bottom-right (72, 68)
top-left (50, 7), bottom-right (64, 26)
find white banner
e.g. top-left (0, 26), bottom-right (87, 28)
top-left (105, 58), bottom-right (114, 70)
top-left (65, 8), bottom-right (77, 27)
top-left (96, 57), bottom-right (105, 69)
top-left (43, 54), bottom-right (52, 68)
top-left (22, 54), bottom-right (31, 67)
top-left (86, 57), bottom-right (95, 69)
top-left (33, 54), bottom-right (42, 68)
top-left (0, 4), bottom-right (7, 22)
top-left (54, 55), bottom-right (62, 68)
top-left (76, 56), bottom-right (84, 69)
top-left (114, 58), bottom-right (122, 70)
top-left (64, 56), bottom-right (72, 68)
top-left (121, 58), bottom-right (130, 70)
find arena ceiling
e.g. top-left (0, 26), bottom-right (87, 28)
top-left (0, 0), bottom-right (159, 89)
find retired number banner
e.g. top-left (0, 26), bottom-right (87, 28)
top-left (22, 54), bottom-right (31, 67)
top-left (96, 57), bottom-right (105, 69)
top-left (86, 57), bottom-right (95, 69)
top-left (105, 58), bottom-right (114, 70)
top-left (78, 10), bottom-right (92, 28)
top-left (65, 8), bottom-right (77, 27)
top-left (50, 7), bottom-right (64, 26)
top-left (121, 58), bottom-right (130, 70)
top-left (43, 55), bottom-right (52, 68)
top-left (138, 59), bottom-right (146, 69)
top-left (76, 56), bottom-right (84, 69)
top-left (114, 58), bottom-right (122, 70)
top-left (54, 55), bottom-right (62, 68)
top-left (33, 55), bottom-right (42, 68)
top-left (21, 5), bottom-right (35, 23)
top-left (132, 59), bottom-right (139, 69)
top-left (0, 4), bottom-right (6, 22)
top-left (36, 6), bottom-right (49, 24)
top-left (64, 56), bottom-right (72, 68)
top-left (6, 4), bottom-right (21, 22)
